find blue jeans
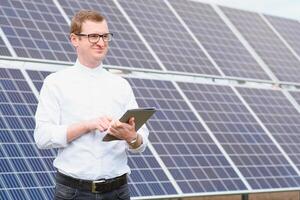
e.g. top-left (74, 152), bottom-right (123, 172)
top-left (54, 182), bottom-right (130, 200)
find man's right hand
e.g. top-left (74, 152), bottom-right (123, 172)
top-left (67, 116), bottom-right (112, 143)
top-left (86, 116), bottom-right (112, 132)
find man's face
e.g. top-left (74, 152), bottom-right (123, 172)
top-left (72, 20), bottom-right (110, 67)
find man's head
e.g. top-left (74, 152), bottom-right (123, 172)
top-left (70, 10), bottom-right (112, 68)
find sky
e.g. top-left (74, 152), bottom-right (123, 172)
top-left (202, 0), bottom-right (300, 20)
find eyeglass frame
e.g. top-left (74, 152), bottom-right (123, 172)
top-left (75, 33), bottom-right (113, 43)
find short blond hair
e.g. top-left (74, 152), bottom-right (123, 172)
top-left (70, 10), bottom-right (105, 34)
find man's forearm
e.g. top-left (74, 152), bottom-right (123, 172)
top-left (67, 121), bottom-right (90, 143)
top-left (67, 116), bottom-right (112, 143)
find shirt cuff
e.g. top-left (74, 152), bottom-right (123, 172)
top-left (127, 133), bottom-right (148, 153)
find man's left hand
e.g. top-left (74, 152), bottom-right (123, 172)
top-left (108, 117), bottom-right (137, 143)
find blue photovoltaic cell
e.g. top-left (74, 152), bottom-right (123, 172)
top-left (169, 0), bottom-right (271, 81)
top-left (26, 69), bottom-right (52, 92)
top-left (265, 15), bottom-right (300, 58)
top-left (220, 7), bottom-right (300, 83)
top-left (178, 82), bottom-right (300, 189)
top-left (237, 87), bottom-right (300, 173)
top-left (127, 78), bottom-right (246, 193)
top-left (0, 68), bottom-right (56, 200)
top-left (57, 0), bottom-right (162, 71)
top-left (118, 0), bottom-right (220, 75)
top-left (0, 36), bottom-right (11, 56)
top-left (0, 0), bottom-right (76, 62)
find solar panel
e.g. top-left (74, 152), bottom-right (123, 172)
top-left (0, 0), bottom-right (76, 62)
top-left (178, 82), bottom-right (300, 189)
top-left (169, 0), bottom-right (271, 81)
top-left (57, 0), bottom-right (162, 71)
top-left (0, 67), bottom-right (56, 200)
top-left (237, 87), bottom-right (300, 173)
top-left (0, 36), bottom-right (11, 56)
top-left (221, 6), bottom-right (300, 83)
top-left (265, 15), bottom-right (300, 58)
top-left (128, 78), bottom-right (246, 193)
top-left (118, 0), bottom-right (221, 75)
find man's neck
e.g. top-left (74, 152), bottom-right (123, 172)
top-left (78, 58), bottom-right (101, 69)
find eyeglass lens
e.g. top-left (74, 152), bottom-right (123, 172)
top-left (88, 33), bottom-right (112, 43)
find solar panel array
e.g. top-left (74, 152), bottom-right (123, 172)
top-left (220, 6), bottom-right (300, 83)
top-left (178, 83), bottom-right (300, 189)
top-left (1, 0), bottom-right (300, 82)
top-left (237, 88), bottom-right (300, 170)
top-left (0, 68), bottom-right (56, 199)
top-left (0, 0), bottom-right (76, 62)
top-left (169, 0), bottom-right (271, 81)
top-left (128, 78), bottom-right (246, 193)
top-left (265, 15), bottom-right (300, 58)
top-left (1, 0), bottom-right (300, 199)
top-left (118, 0), bottom-right (221, 75)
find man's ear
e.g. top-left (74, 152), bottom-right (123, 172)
top-left (70, 33), bottom-right (79, 47)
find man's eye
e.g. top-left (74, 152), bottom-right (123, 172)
top-left (102, 34), bottom-right (108, 39)
top-left (89, 34), bottom-right (99, 38)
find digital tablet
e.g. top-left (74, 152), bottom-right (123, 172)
top-left (102, 107), bottom-right (156, 141)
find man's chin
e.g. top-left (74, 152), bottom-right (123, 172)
top-left (95, 51), bottom-right (107, 58)
top-left (92, 55), bottom-right (105, 62)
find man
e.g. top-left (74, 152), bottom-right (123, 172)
top-left (34, 10), bottom-right (149, 200)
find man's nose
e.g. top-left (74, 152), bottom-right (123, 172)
top-left (96, 38), bottom-right (105, 46)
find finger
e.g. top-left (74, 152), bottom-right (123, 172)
top-left (106, 116), bottom-right (113, 122)
top-left (108, 119), bottom-right (116, 127)
top-left (97, 120), bottom-right (110, 131)
top-left (101, 118), bottom-right (111, 128)
top-left (107, 127), bottom-right (113, 134)
top-left (104, 116), bottom-right (113, 123)
top-left (108, 127), bottom-right (120, 136)
top-left (97, 125), bottom-right (106, 132)
top-left (112, 120), bottom-right (122, 128)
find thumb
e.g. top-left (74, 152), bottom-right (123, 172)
top-left (128, 117), bottom-right (135, 125)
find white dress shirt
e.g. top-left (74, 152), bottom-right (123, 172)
top-left (34, 60), bottom-right (149, 180)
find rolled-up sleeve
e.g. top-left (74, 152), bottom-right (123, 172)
top-left (124, 83), bottom-right (149, 153)
top-left (34, 77), bottom-right (68, 149)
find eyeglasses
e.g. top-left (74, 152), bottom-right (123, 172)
top-left (75, 33), bottom-right (113, 43)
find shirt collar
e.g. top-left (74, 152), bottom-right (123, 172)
top-left (74, 59), bottom-right (106, 75)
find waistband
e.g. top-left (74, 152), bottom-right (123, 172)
top-left (56, 172), bottom-right (127, 193)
